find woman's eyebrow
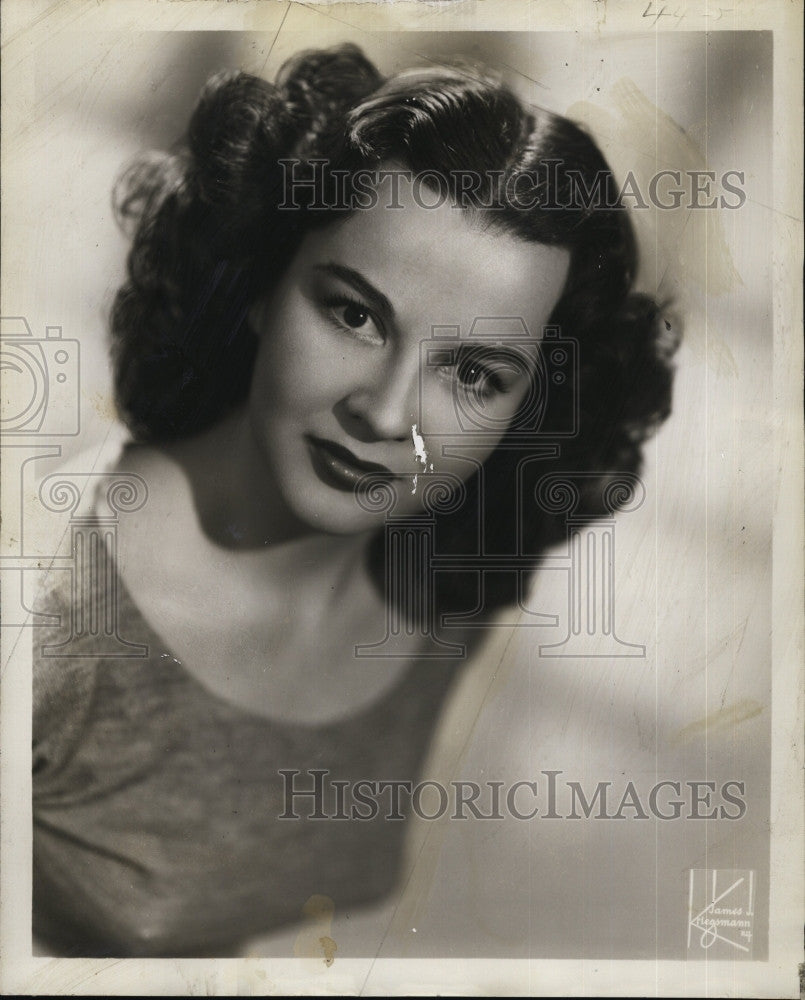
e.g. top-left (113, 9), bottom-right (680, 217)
top-left (312, 263), bottom-right (395, 319)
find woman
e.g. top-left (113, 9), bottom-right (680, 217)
top-left (32, 44), bottom-right (677, 957)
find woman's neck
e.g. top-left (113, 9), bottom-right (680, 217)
top-left (156, 407), bottom-right (314, 551)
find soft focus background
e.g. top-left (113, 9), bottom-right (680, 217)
top-left (3, 11), bottom-right (778, 965)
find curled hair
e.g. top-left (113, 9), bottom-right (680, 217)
top-left (110, 44), bottom-right (680, 611)
top-left (111, 46), bottom-right (383, 439)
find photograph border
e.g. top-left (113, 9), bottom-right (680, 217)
top-left (1, 1), bottom-right (802, 995)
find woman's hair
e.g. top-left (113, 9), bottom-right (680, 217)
top-left (111, 43), bottom-right (679, 612)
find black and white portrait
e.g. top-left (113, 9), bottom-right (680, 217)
top-left (1, 2), bottom-right (801, 996)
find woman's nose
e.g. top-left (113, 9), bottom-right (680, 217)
top-left (340, 354), bottom-right (420, 443)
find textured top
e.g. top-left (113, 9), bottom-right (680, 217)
top-left (32, 543), bottom-right (459, 957)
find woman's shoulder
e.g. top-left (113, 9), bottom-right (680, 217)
top-left (45, 424), bottom-right (133, 479)
top-left (31, 426), bottom-right (138, 770)
top-left (32, 586), bottom-right (100, 777)
top-left (32, 425), bottom-right (134, 551)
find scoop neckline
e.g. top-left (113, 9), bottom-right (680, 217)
top-left (101, 514), bottom-right (458, 733)
top-left (80, 433), bottom-right (460, 730)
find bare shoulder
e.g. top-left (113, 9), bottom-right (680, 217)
top-left (31, 427), bottom-right (134, 557)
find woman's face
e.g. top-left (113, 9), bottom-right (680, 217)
top-left (248, 179), bottom-right (570, 535)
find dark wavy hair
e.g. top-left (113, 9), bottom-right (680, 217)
top-left (111, 43), bottom-right (679, 616)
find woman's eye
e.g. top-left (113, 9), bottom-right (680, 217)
top-left (450, 353), bottom-right (517, 400)
top-left (458, 364), bottom-right (506, 399)
top-left (339, 302), bottom-right (369, 329)
top-left (434, 361), bottom-right (506, 400)
top-left (324, 297), bottom-right (384, 344)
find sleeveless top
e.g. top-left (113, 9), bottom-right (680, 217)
top-left (32, 540), bottom-right (460, 957)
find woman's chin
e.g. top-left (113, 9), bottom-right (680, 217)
top-left (286, 492), bottom-right (388, 537)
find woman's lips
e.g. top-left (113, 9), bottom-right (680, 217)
top-left (305, 435), bottom-right (395, 493)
